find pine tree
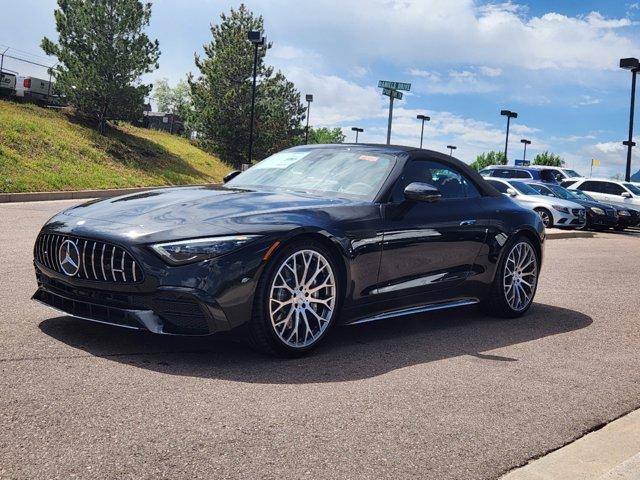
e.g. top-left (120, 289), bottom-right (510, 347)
top-left (189, 5), bottom-right (305, 168)
top-left (42, 0), bottom-right (160, 133)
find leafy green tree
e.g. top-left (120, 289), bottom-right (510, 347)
top-left (189, 5), bottom-right (305, 168)
top-left (42, 0), bottom-right (160, 133)
top-left (153, 78), bottom-right (191, 114)
top-left (308, 127), bottom-right (345, 144)
top-left (533, 151), bottom-right (563, 166)
top-left (469, 151), bottom-right (506, 171)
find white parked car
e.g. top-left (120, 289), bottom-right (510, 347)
top-left (486, 178), bottom-right (586, 228)
top-left (562, 178), bottom-right (640, 208)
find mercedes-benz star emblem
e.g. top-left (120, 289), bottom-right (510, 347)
top-left (58, 239), bottom-right (81, 276)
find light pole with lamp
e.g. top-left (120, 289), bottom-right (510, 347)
top-left (247, 30), bottom-right (266, 164)
top-left (520, 139), bottom-right (531, 164)
top-left (351, 127), bottom-right (364, 143)
top-left (304, 94), bottom-right (313, 144)
top-left (500, 109), bottom-right (518, 163)
top-left (620, 57), bottom-right (639, 181)
top-left (416, 114), bottom-right (430, 148)
top-left (447, 145), bottom-right (457, 156)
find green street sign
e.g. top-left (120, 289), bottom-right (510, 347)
top-left (382, 88), bottom-right (403, 100)
top-left (378, 80), bottom-right (411, 91)
top-left (378, 80), bottom-right (397, 89)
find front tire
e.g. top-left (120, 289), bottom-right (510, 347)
top-left (248, 240), bottom-right (341, 357)
top-left (482, 235), bottom-right (540, 318)
top-left (534, 208), bottom-right (553, 228)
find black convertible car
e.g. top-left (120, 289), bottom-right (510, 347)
top-left (33, 145), bottom-right (544, 356)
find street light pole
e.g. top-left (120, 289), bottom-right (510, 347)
top-left (520, 139), bottom-right (531, 163)
top-left (351, 127), bottom-right (363, 144)
top-left (247, 30), bottom-right (266, 164)
top-left (447, 145), bottom-right (457, 156)
top-left (304, 94), bottom-right (313, 144)
top-left (416, 114), bottom-right (430, 149)
top-left (620, 58), bottom-right (639, 181)
top-left (500, 109), bottom-right (518, 163)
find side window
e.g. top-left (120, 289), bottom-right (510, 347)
top-left (390, 160), bottom-right (481, 202)
top-left (561, 180), bottom-right (577, 188)
top-left (487, 180), bottom-right (509, 194)
top-left (513, 170), bottom-right (531, 179)
top-left (493, 169), bottom-right (511, 178)
top-left (578, 181), bottom-right (603, 193)
top-left (603, 182), bottom-right (625, 195)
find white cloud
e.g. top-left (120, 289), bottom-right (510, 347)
top-left (261, 0), bottom-right (640, 72)
top-left (407, 66), bottom-right (501, 94)
top-left (479, 66), bottom-right (502, 77)
top-left (577, 95), bottom-right (602, 106)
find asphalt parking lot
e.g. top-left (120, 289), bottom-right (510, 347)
top-left (2, 200), bottom-right (640, 480)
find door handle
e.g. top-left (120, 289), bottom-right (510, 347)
top-left (459, 219), bottom-right (477, 226)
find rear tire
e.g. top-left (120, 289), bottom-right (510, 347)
top-left (247, 239), bottom-right (342, 357)
top-left (482, 235), bottom-right (540, 318)
top-left (534, 208), bottom-right (553, 228)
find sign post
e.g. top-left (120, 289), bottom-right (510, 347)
top-left (378, 80), bottom-right (411, 145)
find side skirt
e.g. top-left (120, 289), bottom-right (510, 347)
top-left (346, 298), bottom-right (479, 326)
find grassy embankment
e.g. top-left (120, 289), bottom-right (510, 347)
top-left (0, 99), bottom-right (230, 193)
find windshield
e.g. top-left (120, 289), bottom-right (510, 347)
top-left (545, 184), bottom-right (580, 200)
top-left (508, 180), bottom-right (539, 195)
top-left (226, 147), bottom-right (397, 201)
top-left (564, 169), bottom-right (581, 178)
top-left (623, 183), bottom-right (640, 196)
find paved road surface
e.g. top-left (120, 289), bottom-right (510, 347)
top-left (1, 200), bottom-right (640, 479)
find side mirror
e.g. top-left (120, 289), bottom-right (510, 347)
top-left (404, 182), bottom-right (442, 202)
top-left (622, 192), bottom-right (632, 198)
top-left (506, 188), bottom-right (518, 197)
top-left (223, 170), bottom-right (241, 183)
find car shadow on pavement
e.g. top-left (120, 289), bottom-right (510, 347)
top-left (38, 303), bottom-right (592, 384)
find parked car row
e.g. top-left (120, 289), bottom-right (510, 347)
top-left (480, 165), bottom-right (640, 231)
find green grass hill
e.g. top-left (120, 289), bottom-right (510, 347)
top-left (0, 99), bottom-right (231, 193)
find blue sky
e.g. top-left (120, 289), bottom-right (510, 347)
top-left (2, 0), bottom-right (640, 177)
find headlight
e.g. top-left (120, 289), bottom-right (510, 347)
top-left (151, 235), bottom-right (262, 265)
top-left (618, 209), bottom-right (630, 216)
top-left (552, 205), bottom-right (569, 214)
top-left (590, 207), bottom-right (605, 215)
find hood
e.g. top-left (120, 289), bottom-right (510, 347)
top-left (52, 185), bottom-right (356, 242)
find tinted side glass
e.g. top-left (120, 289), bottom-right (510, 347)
top-left (390, 159), bottom-right (481, 202)
top-left (561, 180), bottom-right (577, 187)
top-left (492, 169), bottom-right (512, 178)
top-left (578, 181), bottom-right (604, 193)
top-left (603, 183), bottom-right (625, 195)
top-left (487, 180), bottom-right (509, 193)
top-left (512, 170), bottom-right (531, 179)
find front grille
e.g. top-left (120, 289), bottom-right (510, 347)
top-left (34, 233), bottom-right (143, 283)
top-left (572, 208), bottom-right (585, 217)
top-left (33, 288), bottom-right (141, 329)
top-left (605, 208), bottom-right (616, 217)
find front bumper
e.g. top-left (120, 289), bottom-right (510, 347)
top-left (586, 212), bottom-right (617, 229)
top-left (33, 266), bottom-right (231, 335)
top-left (553, 210), bottom-right (586, 228)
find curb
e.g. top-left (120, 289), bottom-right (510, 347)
top-left (0, 184), bottom-right (213, 203)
